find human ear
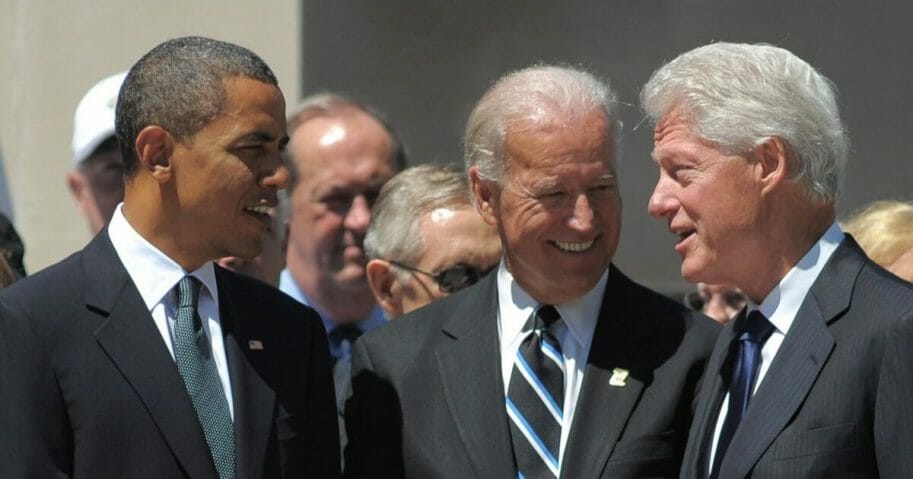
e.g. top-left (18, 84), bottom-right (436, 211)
top-left (366, 259), bottom-right (403, 317)
top-left (134, 126), bottom-right (174, 183)
top-left (469, 166), bottom-right (499, 226)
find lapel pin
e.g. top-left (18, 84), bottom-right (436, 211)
top-left (248, 340), bottom-right (264, 351)
top-left (610, 368), bottom-right (629, 387)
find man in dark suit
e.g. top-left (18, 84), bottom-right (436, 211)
top-left (344, 64), bottom-right (720, 478)
top-left (0, 36), bottom-right (340, 478)
top-left (643, 42), bottom-right (913, 478)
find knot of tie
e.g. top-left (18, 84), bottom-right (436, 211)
top-left (533, 304), bottom-right (561, 331)
top-left (177, 276), bottom-right (202, 310)
top-left (741, 310), bottom-right (774, 345)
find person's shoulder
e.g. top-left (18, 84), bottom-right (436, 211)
top-left (361, 278), bottom-right (491, 351)
top-left (215, 267), bottom-right (322, 330)
top-left (0, 250), bottom-right (84, 309)
top-left (610, 267), bottom-right (721, 340)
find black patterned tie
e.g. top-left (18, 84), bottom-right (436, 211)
top-left (710, 310), bottom-right (774, 478)
top-left (506, 305), bottom-right (565, 479)
top-left (174, 276), bottom-right (236, 479)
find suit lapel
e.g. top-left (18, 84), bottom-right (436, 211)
top-left (435, 274), bottom-right (516, 478)
top-left (717, 239), bottom-right (864, 478)
top-left (680, 311), bottom-right (740, 479)
top-left (216, 268), bottom-right (276, 479)
top-left (88, 233), bottom-right (217, 479)
top-left (560, 267), bottom-right (654, 478)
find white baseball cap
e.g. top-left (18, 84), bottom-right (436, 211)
top-left (72, 71), bottom-right (127, 165)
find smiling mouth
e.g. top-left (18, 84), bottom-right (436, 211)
top-left (553, 239), bottom-right (595, 253)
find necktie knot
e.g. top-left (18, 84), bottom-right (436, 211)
top-left (533, 305), bottom-right (561, 331)
top-left (741, 310), bottom-right (774, 345)
top-left (177, 275), bottom-right (202, 310)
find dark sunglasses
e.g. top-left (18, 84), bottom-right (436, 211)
top-left (386, 260), bottom-right (497, 294)
top-left (684, 289), bottom-right (747, 312)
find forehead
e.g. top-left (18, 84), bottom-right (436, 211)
top-left (291, 110), bottom-right (393, 167)
top-left (417, 207), bottom-right (499, 266)
top-left (504, 112), bottom-right (614, 173)
top-left (204, 76), bottom-right (286, 138)
top-left (650, 108), bottom-right (711, 161)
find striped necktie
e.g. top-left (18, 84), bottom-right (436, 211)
top-left (174, 276), bottom-right (236, 479)
top-left (506, 305), bottom-right (565, 479)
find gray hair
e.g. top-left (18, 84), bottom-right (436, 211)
top-left (464, 64), bottom-right (620, 182)
top-left (285, 93), bottom-right (407, 189)
top-left (640, 42), bottom-right (849, 204)
top-left (116, 36), bottom-right (278, 177)
top-left (364, 164), bottom-right (472, 271)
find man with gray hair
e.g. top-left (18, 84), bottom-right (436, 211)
top-left (364, 163), bottom-right (501, 318)
top-left (344, 64), bottom-right (719, 478)
top-left (643, 42), bottom-right (913, 478)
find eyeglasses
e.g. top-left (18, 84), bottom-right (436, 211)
top-left (385, 259), bottom-right (497, 294)
top-left (684, 289), bottom-right (747, 312)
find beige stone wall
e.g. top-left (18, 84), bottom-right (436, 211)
top-left (0, 0), bottom-right (301, 272)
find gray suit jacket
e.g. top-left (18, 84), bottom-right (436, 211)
top-left (680, 236), bottom-right (913, 478)
top-left (344, 265), bottom-right (720, 478)
top-left (0, 231), bottom-right (341, 478)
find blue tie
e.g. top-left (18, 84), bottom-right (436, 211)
top-left (506, 305), bottom-right (565, 479)
top-left (710, 310), bottom-right (774, 478)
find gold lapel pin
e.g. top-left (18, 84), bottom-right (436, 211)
top-left (610, 368), bottom-right (629, 387)
top-left (248, 340), bottom-right (264, 351)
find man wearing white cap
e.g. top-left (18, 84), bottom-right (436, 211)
top-left (66, 71), bottom-right (127, 234)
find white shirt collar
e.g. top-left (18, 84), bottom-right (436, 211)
top-left (496, 258), bottom-right (607, 351)
top-left (749, 221), bottom-right (844, 335)
top-left (108, 203), bottom-right (218, 311)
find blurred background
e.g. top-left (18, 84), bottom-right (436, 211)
top-left (2, 0), bottom-right (911, 294)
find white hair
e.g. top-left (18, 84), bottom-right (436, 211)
top-left (364, 164), bottom-right (472, 277)
top-left (641, 42), bottom-right (849, 204)
top-left (464, 64), bottom-right (620, 182)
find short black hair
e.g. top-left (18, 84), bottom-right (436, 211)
top-left (115, 36), bottom-right (278, 177)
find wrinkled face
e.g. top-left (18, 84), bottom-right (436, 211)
top-left (647, 108), bottom-right (763, 285)
top-left (286, 109), bottom-right (395, 294)
top-left (474, 111), bottom-right (621, 304)
top-left (393, 207), bottom-right (502, 314)
top-left (170, 76), bottom-right (288, 263)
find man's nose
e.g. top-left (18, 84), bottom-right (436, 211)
top-left (569, 194), bottom-right (595, 231)
top-left (647, 178), bottom-right (677, 219)
top-left (344, 194), bottom-right (371, 232)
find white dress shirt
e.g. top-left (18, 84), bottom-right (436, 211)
top-left (707, 222), bottom-right (845, 469)
top-left (108, 203), bottom-right (234, 418)
top-left (497, 260), bottom-right (608, 469)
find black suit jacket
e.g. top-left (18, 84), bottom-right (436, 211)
top-left (344, 265), bottom-right (720, 478)
top-left (0, 231), bottom-right (340, 478)
top-left (680, 237), bottom-right (913, 478)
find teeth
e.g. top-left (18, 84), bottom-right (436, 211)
top-left (245, 205), bottom-right (275, 216)
top-left (554, 239), bottom-right (594, 253)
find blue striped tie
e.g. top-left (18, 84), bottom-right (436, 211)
top-left (174, 276), bottom-right (236, 479)
top-left (506, 305), bottom-right (565, 479)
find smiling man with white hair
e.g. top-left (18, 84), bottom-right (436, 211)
top-left (344, 64), bottom-right (719, 479)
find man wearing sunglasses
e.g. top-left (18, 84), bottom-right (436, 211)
top-left (344, 65), bottom-right (720, 478)
top-left (364, 164), bottom-right (501, 318)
